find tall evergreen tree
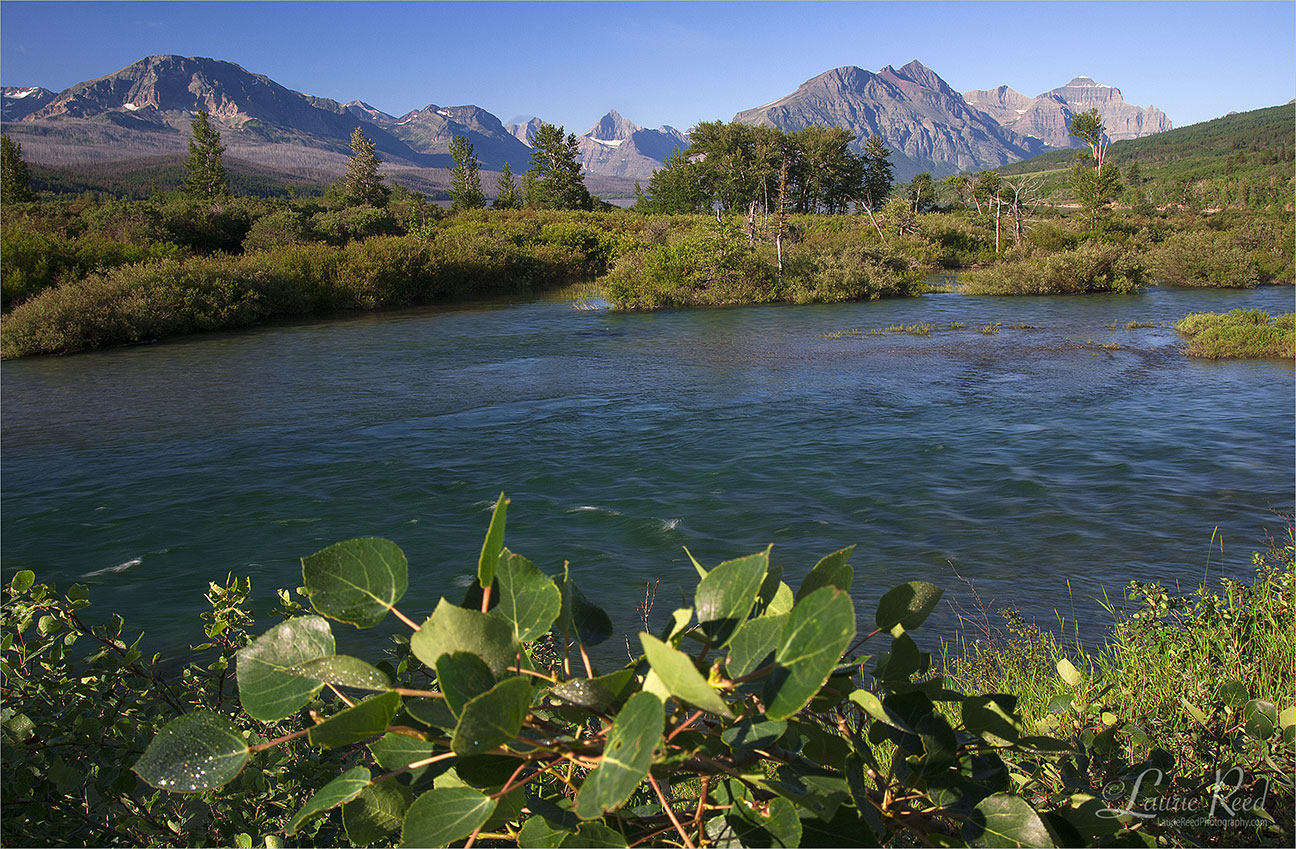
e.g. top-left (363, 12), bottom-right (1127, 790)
top-left (448, 136), bottom-right (485, 211)
top-left (1, 134), bottom-right (35, 203)
top-left (524, 124), bottom-right (593, 211)
top-left (183, 110), bottom-right (229, 199)
top-left (343, 126), bottom-right (388, 207)
top-left (1068, 109), bottom-right (1121, 229)
top-left (493, 162), bottom-right (522, 210)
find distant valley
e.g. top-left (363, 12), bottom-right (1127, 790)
top-left (2, 54), bottom-right (1173, 197)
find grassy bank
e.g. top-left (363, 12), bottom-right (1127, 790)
top-left (1175, 309), bottom-right (1296, 359)
top-left (943, 525), bottom-right (1295, 847)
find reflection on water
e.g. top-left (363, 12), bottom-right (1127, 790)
top-left (3, 286), bottom-right (1293, 659)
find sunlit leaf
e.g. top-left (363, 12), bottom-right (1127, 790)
top-left (288, 766), bottom-right (370, 835)
top-left (875, 581), bottom-right (943, 631)
top-left (10, 570), bottom-right (35, 594)
top-left (1244, 699), bottom-right (1278, 740)
top-left (493, 550), bottom-right (561, 642)
top-left (764, 587), bottom-right (855, 720)
top-left (290, 655), bottom-right (391, 692)
top-left (1056, 658), bottom-right (1082, 687)
top-left (411, 598), bottom-right (520, 678)
top-left (640, 632), bottom-right (733, 718)
top-left (695, 548), bottom-right (768, 649)
top-left (302, 538), bottom-right (408, 628)
top-left (452, 676), bottom-right (533, 756)
top-left (400, 786), bottom-right (497, 848)
top-left (478, 493), bottom-right (508, 591)
top-left (236, 615), bottom-right (334, 721)
top-left (309, 691), bottom-right (401, 749)
top-left (133, 712), bottom-right (249, 793)
top-left (575, 692), bottom-right (664, 819)
top-left (963, 792), bottom-right (1055, 847)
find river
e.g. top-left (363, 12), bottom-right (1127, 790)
top-left (2, 284), bottom-right (1292, 662)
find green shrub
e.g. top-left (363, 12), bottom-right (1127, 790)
top-left (959, 242), bottom-right (1146, 295)
top-left (1175, 308), bottom-right (1296, 358)
top-left (1151, 230), bottom-right (1262, 287)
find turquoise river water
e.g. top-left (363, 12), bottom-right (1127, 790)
top-left (2, 284), bottom-right (1293, 661)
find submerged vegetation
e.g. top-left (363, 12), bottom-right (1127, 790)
top-left (3, 500), bottom-right (1292, 847)
top-left (1175, 309), bottom-right (1296, 359)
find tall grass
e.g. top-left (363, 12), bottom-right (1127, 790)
top-left (1175, 309), bottom-right (1296, 359)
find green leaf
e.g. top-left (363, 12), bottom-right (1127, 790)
top-left (1218, 679), bottom-right (1248, 707)
top-left (730, 795), bottom-right (802, 849)
top-left (133, 712), bottom-right (249, 793)
top-left (435, 652), bottom-right (497, 716)
top-left (1056, 658), bottom-right (1082, 687)
top-left (452, 675), bottom-right (533, 756)
top-left (288, 766), bottom-right (371, 835)
top-left (639, 632), bottom-right (734, 718)
top-left (400, 786), bottom-right (497, 848)
top-left (560, 822), bottom-right (629, 847)
top-left (683, 547), bottom-right (708, 579)
top-left (411, 598), bottom-right (520, 678)
top-left (875, 581), bottom-right (943, 631)
top-left (1278, 704), bottom-right (1295, 729)
top-left (575, 691), bottom-right (664, 819)
top-left (721, 717), bottom-right (787, 750)
top-left (368, 733), bottom-right (438, 782)
top-left (695, 548), bottom-right (768, 649)
top-left (10, 570), bottom-right (34, 594)
top-left (658, 607), bottom-right (693, 643)
top-left (478, 493), bottom-right (508, 591)
top-left (309, 691), bottom-right (401, 749)
top-left (405, 698), bottom-right (457, 731)
top-left (764, 587), bottom-right (855, 721)
top-left (877, 632), bottom-right (924, 681)
top-left (290, 655), bottom-right (391, 692)
top-left (558, 567), bottom-right (614, 646)
top-left (963, 792), bottom-right (1055, 847)
top-left (1243, 699), bottom-right (1278, 740)
top-left (796, 545), bottom-right (855, 601)
top-left (963, 695), bottom-right (1022, 745)
top-left (766, 581), bottom-right (795, 616)
top-left (551, 671), bottom-right (631, 713)
top-left (517, 798), bottom-right (578, 848)
top-left (343, 780), bottom-right (413, 846)
top-left (492, 550), bottom-right (561, 642)
top-left (244, 619), bottom-right (337, 713)
top-left (725, 614), bottom-right (787, 679)
top-left (302, 538), bottom-right (408, 629)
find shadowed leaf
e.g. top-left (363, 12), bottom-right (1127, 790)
top-left (400, 786), bottom-right (497, 848)
top-left (575, 692), bottom-right (664, 819)
top-left (289, 766), bottom-right (370, 835)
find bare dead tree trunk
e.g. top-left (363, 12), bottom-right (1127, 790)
top-left (747, 200), bottom-right (757, 245)
top-left (994, 195), bottom-right (1001, 255)
top-left (775, 158), bottom-right (789, 273)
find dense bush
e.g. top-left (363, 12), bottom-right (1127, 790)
top-left (957, 242), bottom-right (1148, 295)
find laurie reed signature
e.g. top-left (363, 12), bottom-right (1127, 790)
top-left (1099, 766), bottom-right (1270, 820)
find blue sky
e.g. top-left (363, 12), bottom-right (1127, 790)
top-left (2, 1), bottom-right (1292, 133)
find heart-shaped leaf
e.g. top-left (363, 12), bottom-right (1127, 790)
top-left (290, 655), bottom-right (391, 692)
top-left (288, 766), bottom-right (370, 835)
top-left (400, 786), bottom-right (497, 848)
top-left (343, 780), bottom-right (413, 846)
top-left (963, 792), bottom-right (1055, 847)
top-left (309, 691), bottom-right (401, 749)
top-left (875, 581), bottom-right (943, 631)
top-left (302, 538), bottom-right (408, 628)
top-left (452, 675), bottom-right (533, 756)
top-left (764, 587), bottom-right (855, 720)
top-left (640, 632), bottom-right (733, 718)
top-left (575, 692), bottom-right (664, 819)
top-left (236, 615), bottom-right (335, 721)
top-left (368, 733), bottom-right (439, 783)
top-left (133, 712), bottom-right (249, 793)
top-left (411, 598), bottom-right (520, 678)
top-left (493, 550), bottom-right (561, 642)
top-left (435, 652), bottom-right (497, 716)
top-left (795, 545), bottom-right (855, 600)
top-left (695, 548), bottom-right (768, 649)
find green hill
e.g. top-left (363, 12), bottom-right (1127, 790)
top-left (990, 103), bottom-right (1294, 210)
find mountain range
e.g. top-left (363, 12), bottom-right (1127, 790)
top-left (1, 54), bottom-right (1171, 196)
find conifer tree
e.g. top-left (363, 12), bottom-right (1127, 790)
top-left (493, 162), bottom-right (522, 209)
top-left (858, 135), bottom-right (893, 215)
top-left (1, 134), bottom-right (34, 203)
top-left (183, 110), bottom-right (229, 199)
top-left (448, 135), bottom-right (485, 210)
top-left (343, 126), bottom-right (388, 206)
top-left (523, 124), bottom-right (593, 211)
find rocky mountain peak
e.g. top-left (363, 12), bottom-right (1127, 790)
top-left (586, 109), bottom-right (640, 141)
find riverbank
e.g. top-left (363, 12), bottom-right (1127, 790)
top-left (2, 198), bottom-right (1292, 358)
